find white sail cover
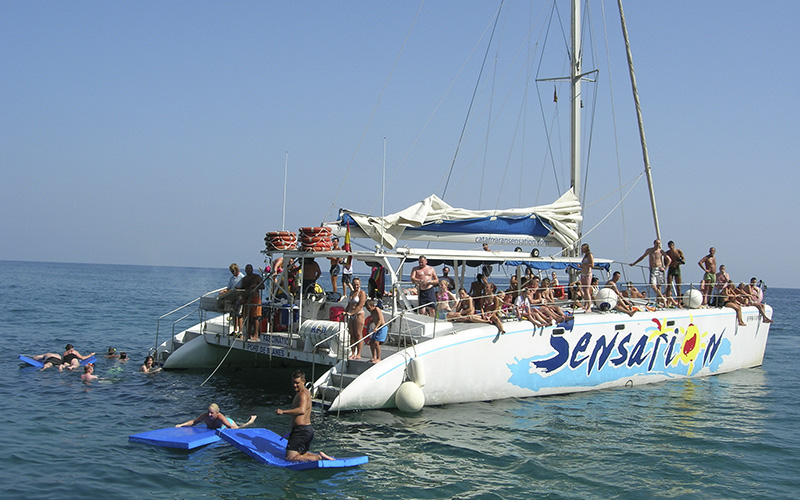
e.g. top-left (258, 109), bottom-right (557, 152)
top-left (337, 190), bottom-right (582, 249)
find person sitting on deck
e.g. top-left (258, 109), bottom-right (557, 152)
top-left (475, 291), bottom-right (505, 334)
top-left (623, 282), bottom-right (645, 299)
top-left (720, 282), bottom-right (747, 326)
top-left (736, 282), bottom-right (773, 323)
top-left (435, 280), bottom-right (458, 319)
top-left (176, 403), bottom-right (256, 430)
top-left (604, 272), bottom-right (636, 317)
top-left (538, 278), bottom-right (571, 322)
top-left (516, 287), bottom-right (550, 328)
top-left (447, 288), bottom-right (476, 323)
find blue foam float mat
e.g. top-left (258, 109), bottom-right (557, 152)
top-left (19, 354), bottom-right (97, 368)
top-left (216, 428), bottom-right (368, 470)
top-left (128, 426), bottom-right (221, 449)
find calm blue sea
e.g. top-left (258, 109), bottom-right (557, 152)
top-left (1, 260), bottom-right (798, 499)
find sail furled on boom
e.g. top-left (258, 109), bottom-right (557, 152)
top-left (333, 190), bottom-right (582, 250)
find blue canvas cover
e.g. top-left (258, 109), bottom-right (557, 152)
top-left (217, 428), bottom-right (368, 470)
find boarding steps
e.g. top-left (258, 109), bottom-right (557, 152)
top-left (313, 359), bottom-right (367, 409)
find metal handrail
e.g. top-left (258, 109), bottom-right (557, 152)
top-left (154, 287), bottom-right (225, 350)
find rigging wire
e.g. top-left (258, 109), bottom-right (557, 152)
top-left (441, 0), bottom-right (505, 200)
top-left (599, 0), bottom-right (630, 262)
top-left (323, 0), bottom-right (426, 223)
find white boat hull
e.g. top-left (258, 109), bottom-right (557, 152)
top-left (327, 305), bottom-right (771, 411)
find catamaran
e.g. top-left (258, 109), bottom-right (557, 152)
top-left (153, 0), bottom-right (772, 412)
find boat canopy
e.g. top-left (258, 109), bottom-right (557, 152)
top-left (330, 190), bottom-right (582, 250)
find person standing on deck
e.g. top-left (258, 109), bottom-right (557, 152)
top-left (630, 239), bottom-right (671, 306)
top-left (665, 241), bottom-right (685, 300)
top-left (410, 256), bottom-right (439, 316)
top-left (275, 371), bottom-right (333, 462)
top-left (698, 247), bottom-right (717, 306)
top-left (328, 237), bottom-right (342, 294)
top-left (238, 264), bottom-right (264, 341)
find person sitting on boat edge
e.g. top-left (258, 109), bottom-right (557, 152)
top-left (275, 371), bottom-right (333, 462)
top-left (711, 264), bottom-right (730, 307)
top-left (604, 272), bottom-right (636, 316)
top-left (410, 255), bottom-right (439, 316)
top-left (364, 299), bottom-right (387, 364)
top-left (176, 403), bottom-right (256, 430)
top-left (448, 288), bottom-right (476, 323)
top-left (62, 344), bottom-right (95, 371)
top-left (721, 282), bottom-right (747, 327)
top-left (736, 282), bottom-right (773, 323)
top-left (435, 280), bottom-right (458, 319)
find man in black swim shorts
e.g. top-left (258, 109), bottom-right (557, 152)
top-left (275, 371), bottom-right (333, 462)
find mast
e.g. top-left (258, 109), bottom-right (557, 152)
top-left (570, 0), bottom-right (581, 220)
top-left (617, 0), bottom-right (661, 239)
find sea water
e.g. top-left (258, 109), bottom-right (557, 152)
top-left (1, 261), bottom-right (798, 499)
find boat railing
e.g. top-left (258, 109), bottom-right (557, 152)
top-left (153, 287), bottom-right (226, 352)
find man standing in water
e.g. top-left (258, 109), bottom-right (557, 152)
top-left (275, 371), bottom-right (333, 462)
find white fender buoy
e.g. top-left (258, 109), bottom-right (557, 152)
top-left (683, 289), bottom-right (703, 309)
top-left (595, 288), bottom-right (618, 311)
top-left (408, 357), bottom-right (426, 387)
top-left (395, 381), bottom-right (425, 413)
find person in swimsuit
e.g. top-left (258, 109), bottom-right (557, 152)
top-left (630, 239), bottom-right (671, 306)
top-left (275, 371), bottom-right (333, 462)
top-left (238, 264), bottom-right (265, 341)
top-left (176, 403), bottom-right (256, 430)
top-left (579, 243), bottom-right (594, 312)
top-left (140, 355), bottom-right (161, 373)
top-left (665, 241), bottom-right (685, 300)
top-left (80, 364), bottom-right (98, 383)
top-left (26, 352), bottom-right (64, 371)
top-left (364, 299), bottom-right (388, 363)
top-left (698, 247), bottom-right (717, 306)
top-left (62, 344), bottom-right (95, 371)
top-left (435, 280), bottom-right (458, 319)
top-left (345, 276), bottom-right (367, 359)
top-left (410, 256), bottom-right (439, 316)
top-left (328, 237), bottom-right (342, 294)
top-left (448, 288), bottom-right (476, 322)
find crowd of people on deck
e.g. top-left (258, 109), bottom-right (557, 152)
top-left (205, 238), bottom-right (776, 370)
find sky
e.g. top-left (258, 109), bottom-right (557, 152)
top-left (2, 1), bottom-right (798, 288)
